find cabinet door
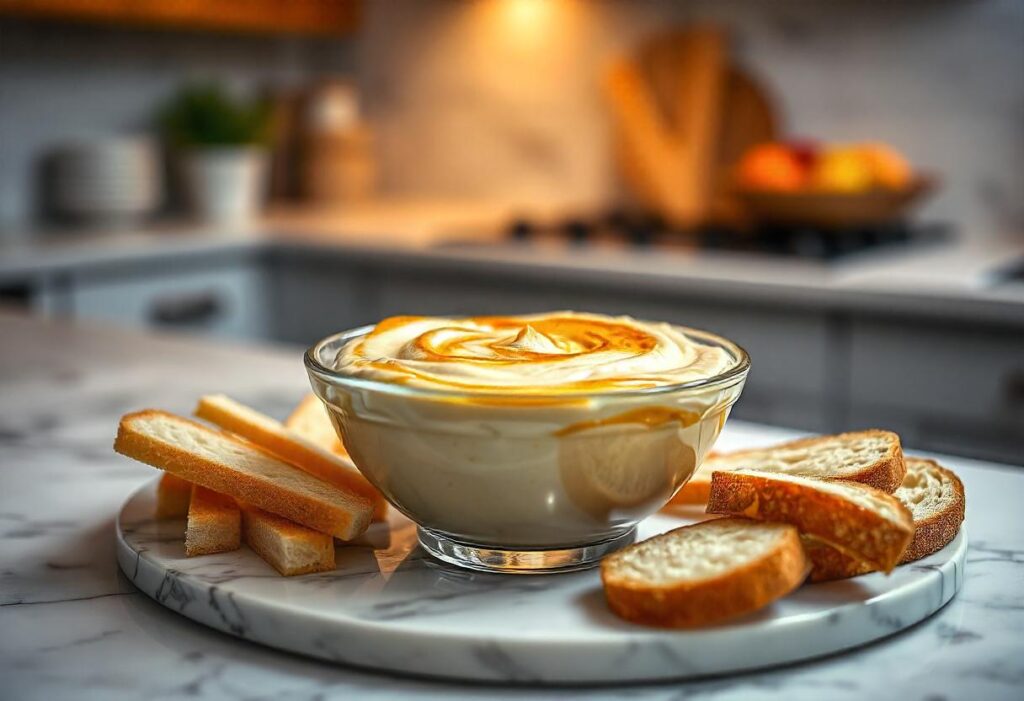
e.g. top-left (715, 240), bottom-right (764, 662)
top-left (266, 259), bottom-right (372, 346)
top-left (69, 261), bottom-right (267, 340)
top-left (848, 319), bottom-right (1024, 462)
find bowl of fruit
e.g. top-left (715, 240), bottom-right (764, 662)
top-left (734, 141), bottom-right (936, 228)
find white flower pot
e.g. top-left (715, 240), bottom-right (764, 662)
top-left (182, 148), bottom-right (267, 225)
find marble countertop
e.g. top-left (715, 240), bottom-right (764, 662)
top-left (1, 201), bottom-right (1022, 326)
top-left (1, 311), bottom-right (1022, 700)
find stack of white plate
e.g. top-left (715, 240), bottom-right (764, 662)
top-left (51, 137), bottom-right (161, 224)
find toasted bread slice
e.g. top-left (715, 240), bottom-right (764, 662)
top-left (805, 458), bottom-right (966, 581)
top-left (114, 410), bottom-right (372, 540)
top-left (707, 470), bottom-right (914, 572)
top-left (671, 431), bottom-right (906, 507)
top-left (285, 394), bottom-right (347, 456)
top-left (185, 486), bottom-right (241, 556)
top-left (155, 472), bottom-right (192, 518)
top-left (195, 394), bottom-right (387, 521)
top-left (240, 504), bottom-right (336, 576)
top-left (601, 518), bottom-right (809, 628)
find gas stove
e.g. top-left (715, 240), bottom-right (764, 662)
top-left (499, 212), bottom-right (951, 263)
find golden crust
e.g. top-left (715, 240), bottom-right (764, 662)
top-left (114, 410), bottom-right (372, 540)
top-left (240, 504), bottom-right (336, 577)
top-left (804, 459), bottom-right (966, 582)
top-left (667, 476), bottom-right (713, 506)
top-left (185, 486), bottom-right (241, 556)
top-left (706, 471), bottom-right (914, 572)
top-left (285, 394), bottom-right (347, 455)
top-left (155, 472), bottom-right (192, 519)
top-left (802, 535), bottom-right (873, 582)
top-left (899, 459), bottom-right (966, 562)
top-left (600, 518), bottom-right (809, 628)
top-left (196, 395), bottom-right (388, 521)
top-left (665, 430), bottom-right (906, 511)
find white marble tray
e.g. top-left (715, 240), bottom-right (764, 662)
top-left (116, 479), bottom-right (966, 684)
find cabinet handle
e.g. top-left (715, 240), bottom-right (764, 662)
top-left (1006, 371), bottom-right (1024, 406)
top-left (149, 291), bottom-right (224, 327)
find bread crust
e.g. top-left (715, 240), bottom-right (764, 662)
top-left (899, 459), bottom-right (965, 562)
top-left (709, 430), bottom-right (906, 493)
top-left (667, 477), bottom-right (712, 506)
top-left (156, 472), bottom-right (192, 519)
top-left (114, 410), bottom-right (372, 540)
top-left (195, 395), bottom-right (388, 520)
top-left (185, 486), bottom-right (241, 556)
top-left (285, 394), bottom-right (347, 455)
top-left (707, 471), bottom-right (914, 572)
top-left (601, 518), bottom-right (809, 628)
top-left (240, 505), bottom-right (336, 577)
top-left (802, 535), bottom-right (873, 582)
top-left (804, 458), bottom-right (966, 581)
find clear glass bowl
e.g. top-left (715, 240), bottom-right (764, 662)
top-left (305, 324), bottom-right (750, 574)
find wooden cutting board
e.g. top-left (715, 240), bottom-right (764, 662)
top-left (605, 27), bottom-right (778, 227)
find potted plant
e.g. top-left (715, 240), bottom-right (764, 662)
top-left (159, 84), bottom-right (272, 225)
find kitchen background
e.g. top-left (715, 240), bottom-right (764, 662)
top-left (2, 0), bottom-right (1022, 231)
top-left (0, 0), bottom-right (1022, 463)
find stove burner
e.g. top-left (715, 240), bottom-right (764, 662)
top-left (503, 212), bottom-right (948, 262)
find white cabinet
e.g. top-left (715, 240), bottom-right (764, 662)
top-left (67, 259), bottom-right (268, 340)
top-left (848, 319), bottom-right (1024, 462)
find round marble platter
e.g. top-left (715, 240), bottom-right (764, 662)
top-left (116, 479), bottom-right (966, 684)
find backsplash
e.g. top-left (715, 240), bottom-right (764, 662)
top-left (359, 0), bottom-right (1024, 237)
top-left (1, 0), bottom-right (1021, 237)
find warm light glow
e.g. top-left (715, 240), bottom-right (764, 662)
top-left (500, 0), bottom-right (555, 33)
top-left (473, 0), bottom-right (577, 53)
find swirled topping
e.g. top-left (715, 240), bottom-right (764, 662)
top-left (333, 312), bottom-right (738, 393)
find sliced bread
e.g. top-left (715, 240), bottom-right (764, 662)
top-left (601, 517), bottom-right (809, 628)
top-left (195, 394), bottom-right (387, 520)
top-left (285, 394), bottom-right (347, 456)
top-left (671, 431), bottom-right (907, 507)
top-left (240, 504), bottom-right (336, 576)
top-left (806, 458), bottom-right (966, 581)
top-left (707, 469), bottom-right (914, 572)
top-left (114, 410), bottom-right (373, 540)
top-left (185, 486), bottom-right (241, 556)
top-left (156, 472), bottom-right (192, 519)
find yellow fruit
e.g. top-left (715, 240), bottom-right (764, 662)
top-left (860, 142), bottom-right (913, 190)
top-left (812, 147), bottom-right (874, 193)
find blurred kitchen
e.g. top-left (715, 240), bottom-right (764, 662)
top-left (0, 0), bottom-right (1021, 462)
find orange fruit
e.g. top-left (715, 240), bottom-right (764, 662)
top-left (737, 143), bottom-right (807, 191)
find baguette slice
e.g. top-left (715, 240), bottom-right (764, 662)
top-left (671, 431), bottom-right (906, 507)
top-left (285, 394), bottom-right (347, 456)
top-left (240, 504), bottom-right (336, 576)
top-left (195, 394), bottom-right (387, 521)
top-left (805, 458), bottom-right (966, 581)
top-left (114, 410), bottom-right (372, 540)
top-left (601, 517), bottom-right (809, 628)
top-left (185, 486), bottom-right (241, 556)
top-left (156, 472), bottom-right (192, 518)
top-left (707, 470), bottom-right (914, 572)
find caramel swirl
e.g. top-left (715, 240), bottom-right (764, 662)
top-left (335, 312), bottom-right (736, 393)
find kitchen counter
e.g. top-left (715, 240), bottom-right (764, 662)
top-left (1, 312), bottom-right (1022, 700)
top-left (1, 202), bottom-right (1023, 326)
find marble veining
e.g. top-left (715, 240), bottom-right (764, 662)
top-left (1, 313), bottom-right (1022, 699)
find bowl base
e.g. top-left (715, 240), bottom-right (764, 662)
top-left (416, 526), bottom-right (637, 574)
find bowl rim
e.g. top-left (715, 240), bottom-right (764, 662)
top-left (304, 321), bottom-right (751, 401)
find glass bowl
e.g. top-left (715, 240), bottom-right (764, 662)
top-left (305, 324), bottom-right (749, 574)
